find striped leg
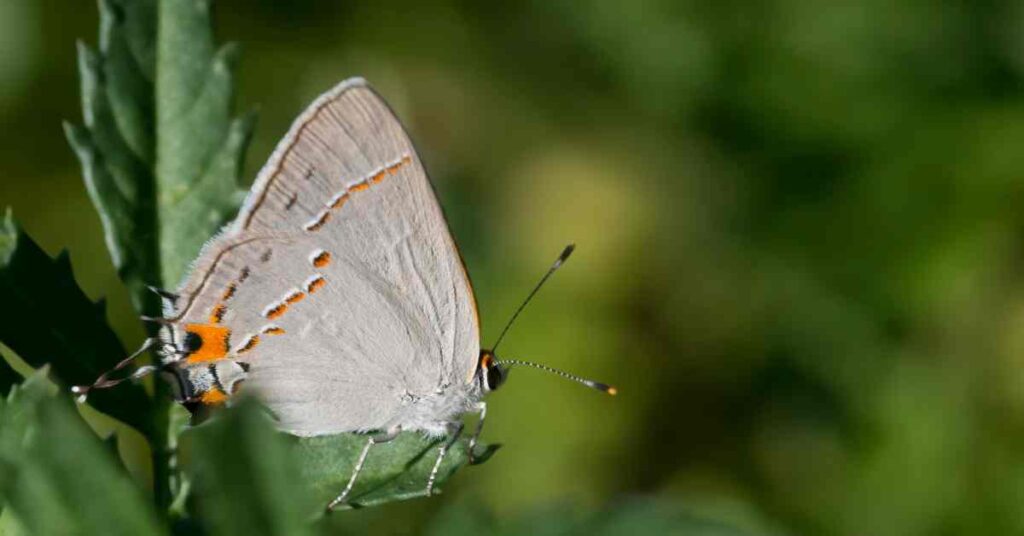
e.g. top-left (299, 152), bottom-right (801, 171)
top-left (426, 421), bottom-right (464, 496)
top-left (467, 402), bottom-right (486, 464)
top-left (326, 426), bottom-right (401, 511)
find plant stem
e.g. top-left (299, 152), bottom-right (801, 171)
top-left (151, 390), bottom-right (172, 513)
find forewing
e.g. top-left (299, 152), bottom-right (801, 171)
top-left (168, 78), bottom-right (479, 434)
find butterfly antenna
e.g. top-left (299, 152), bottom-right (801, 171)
top-left (491, 244), bottom-right (575, 353)
top-left (70, 338), bottom-right (160, 403)
top-left (147, 285), bottom-right (179, 303)
top-left (496, 358), bottom-right (617, 396)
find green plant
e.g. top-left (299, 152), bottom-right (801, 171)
top-left (0, 0), bottom-right (485, 533)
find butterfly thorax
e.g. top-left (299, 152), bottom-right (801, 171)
top-left (386, 379), bottom-right (484, 437)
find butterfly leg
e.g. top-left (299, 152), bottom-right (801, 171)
top-left (326, 425), bottom-right (401, 511)
top-left (426, 421), bottom-right (464, 496)
top-left (467, 401), bottom-right (487, 464)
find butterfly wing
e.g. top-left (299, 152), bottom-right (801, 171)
top-left (167, 79), bottom-right (480, 434)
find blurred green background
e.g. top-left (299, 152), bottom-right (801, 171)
top-left (4, 0), bottom-right (1024, 534)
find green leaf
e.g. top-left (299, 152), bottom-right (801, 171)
top-left (155, 0), bottom-right (254, 288)
top-left (66, 0), bottom-right (255, 513)
top-left (0, 211), bottom-right (153, 435)
top-left (0, 371), bottom-right (165, 535)
top-left (182, 400), bottom-right (316, 536)
top-left (183, 400), bottom-right (492, 521)
top-left (66, 0), bottom-right (253, 299)
top-left (0, 357), bottom-right (20, 400)
top-left (64, 0), bottom-right (160, 315)
top-left (297, 431), bottom-right (489, 511)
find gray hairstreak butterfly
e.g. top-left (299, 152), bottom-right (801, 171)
top-left (73, 78), bottom-right (615, 510)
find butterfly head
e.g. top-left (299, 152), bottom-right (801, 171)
top-left (476, 349), bottom-right (616, 396)
top-left (478, 350), bottom-right (508, 393)
top-left (475, 245), bottom-right (616, 398)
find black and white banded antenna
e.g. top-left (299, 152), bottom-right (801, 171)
top-left (490, 244), bottom-right (616, 396)
top-left (491, 244), bottom-right (575, 353)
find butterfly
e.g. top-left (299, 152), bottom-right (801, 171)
top-left (74, 78), bottom-right (614, 509)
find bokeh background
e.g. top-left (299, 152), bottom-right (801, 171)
top-left (4, 1), bottom-right (1024, 534)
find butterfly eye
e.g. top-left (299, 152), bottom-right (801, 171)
top-left (485, 362), bottom-right (507, 391)
top-left (183, 331), bottom-right (202, 354)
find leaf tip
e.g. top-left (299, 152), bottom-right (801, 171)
top-left (212, 42), bottom-right (242, 78)
top-left (97, 0), bottom-right (123, 23)
top-left (0, 208), bottom-right (16, 262)
top-left (61, 120), bottom-right (77, 139)
top-left (470, 443), bottom-right (502, 465)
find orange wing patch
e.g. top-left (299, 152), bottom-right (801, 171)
top-left (316, 155), bottom-right (412, 232)
top-left (304, 210), bottom-right (332, 232)
top-left (311, 250), bottom-right (331, 267)
top-left (387, 156), bottom-right (412, 174)
top-left (268, 156), bottom-right (414, 324)
top-left (200, 387), bottom-right (228, 405)
top-left (264, 302), bottom-right (288, 320)
top-left (330, 192), bottom-right (349, 209)
top-left (306, 275), bottom-right (326, 294)
top-left (209, 304), bottom-right (227, 324)
top-left (237, 334), bottom-right (260, 354)
top-left (221, 283), bottom-right (237, 301)
top-left (184, 323), bottom-right (231, 363)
